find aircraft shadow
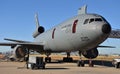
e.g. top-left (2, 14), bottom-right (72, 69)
top-left (55, 60), bottom-right (114, 67)
top-left (44, 67), bottom-right (68, 70)
top-left (84, 60), bottom-right (114, 67)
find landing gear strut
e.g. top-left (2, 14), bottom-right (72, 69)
top-left (77, 51), bottom-right (84, 67)
top-left (45, 53), bottom-right (51, 63)
top-left (63, 52), bottom-right (73, 62)
top-left (26, 49), bottom-right (30, 69)
top-left (88, 58), bottom-right (94, 67)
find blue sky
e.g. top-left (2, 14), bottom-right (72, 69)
top-left (0, 0), bottom-right (120, 54)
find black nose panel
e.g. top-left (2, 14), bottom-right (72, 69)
top-left (102, 24), bottom-right (111, 34)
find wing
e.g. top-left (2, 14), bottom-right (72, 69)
top-left (109, 29), bottom-right (120, 38)
top-left (98, 45), bottom-right (115, 48)
top-left (0, 42), bottom-right (44, 49)
top-left (4, 38), bottom-right (30, 43)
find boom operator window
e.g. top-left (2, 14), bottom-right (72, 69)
top-left (84, 18), bottom-right (103, 24)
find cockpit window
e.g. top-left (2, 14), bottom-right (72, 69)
top-left (101, 17), bottom-right (108, 23)
top-left (95, 18), bottom-right (102, 21)
top-left (84, 18), bottom-right (103, 24)
top-left (84, 19), bottom-right (89, 24)
top-left (89, 19), bottom-right (94, 23)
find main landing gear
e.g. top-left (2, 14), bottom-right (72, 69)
top-left (77, 51), bottom-right (84, 67)
top-left (45, 53), bottom-right (51, 63)
top-left (77, 51), bottom-right (94, 67)
top-left (88, 58), bottom-right (94, 67)
top-left (63, 52), bottom-right (73, 62)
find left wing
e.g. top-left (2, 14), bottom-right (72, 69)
top-left (0, 42), bottom-right (44, 49)
top-left (4, 38), bottom-right (30, 43)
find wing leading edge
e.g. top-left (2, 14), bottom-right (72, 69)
top-left (109, 29), bottom-right (120, 38)
top-left (4, 38), bottom-right (30, 43)
top-left (0, 42), bottom-right (44, 50)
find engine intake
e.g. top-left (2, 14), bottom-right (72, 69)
top-left (82, 48), bottom-right (98, 59)
top-left (38, 26), bottom-right (45, 33)
top-left (33, 26), bottom-right (45, 38)
top-left (13, 45), bottom-right (27, 59)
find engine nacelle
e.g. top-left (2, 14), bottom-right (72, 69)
top-left (12, 45), bottom-right (27, 59)
top-left (33, 26), bottom-right (45, 38)
top-left (82, 48), bottom-right (99, 59)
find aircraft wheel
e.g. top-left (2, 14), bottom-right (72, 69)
top-left (115, 63), bottom-right (120, 68)
top-left (45, 57), bottom-right (51, 63)
top-left (31, 64), bottom-right (35, 69)
top-left (77, 60), bottom-right (84, 67)
top-left (63, 57), bottom-right (73, 62)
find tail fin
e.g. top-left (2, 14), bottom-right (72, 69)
top-left (35, 13), bottom-right (40, 28)
top-left (78, 5), bottom-right (87, 15)
top-left (32, 13), bottom-right (45, 38)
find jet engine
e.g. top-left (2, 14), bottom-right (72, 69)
top-left (12, 45), bottom-right (27, 59)
top-left (82, 48), bottom-right (98, 59)
top-left (33, 26), bottom-right (45, 38)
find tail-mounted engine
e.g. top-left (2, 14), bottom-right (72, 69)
top-left (33, 26), bottom-right (45, 38)
top-left (82, 48), bottom-right (99, 59)
top-left (32, 13), bottom-right (45, 38)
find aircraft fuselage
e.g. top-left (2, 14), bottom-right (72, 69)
top-left (34, 14), bottom-right (111, 52)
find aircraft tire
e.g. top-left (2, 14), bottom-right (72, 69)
top-left (45, 57), bottom-right (51, 63)
top-left (115, 63), bottom-right (120, 68)
top-left (77, 60), bottom-right (84, 67)
top-left (63, 57), bottom-right (73, 62)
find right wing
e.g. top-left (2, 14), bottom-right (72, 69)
top-left (109, 29), bottom-right (120, 38)
top-left (98, 45), bottom-right (115, 48)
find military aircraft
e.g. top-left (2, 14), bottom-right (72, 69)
top-left (0, 5), bottom-right (117, 65)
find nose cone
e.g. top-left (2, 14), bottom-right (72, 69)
top-left (102, 24), bottom-right (111, 34)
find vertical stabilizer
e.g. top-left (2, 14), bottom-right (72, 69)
top-left (35, 13), bottom-right (40, 28)
top-left (78, 5), bottom-right (87, 15)
top-left (32, 13), bottom-right (45, 38)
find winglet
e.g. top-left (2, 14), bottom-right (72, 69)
top-left (78, 5), bottom-right (87, 15)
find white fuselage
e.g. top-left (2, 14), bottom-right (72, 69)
top-left (34, 14), bottom-right (111, 53)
